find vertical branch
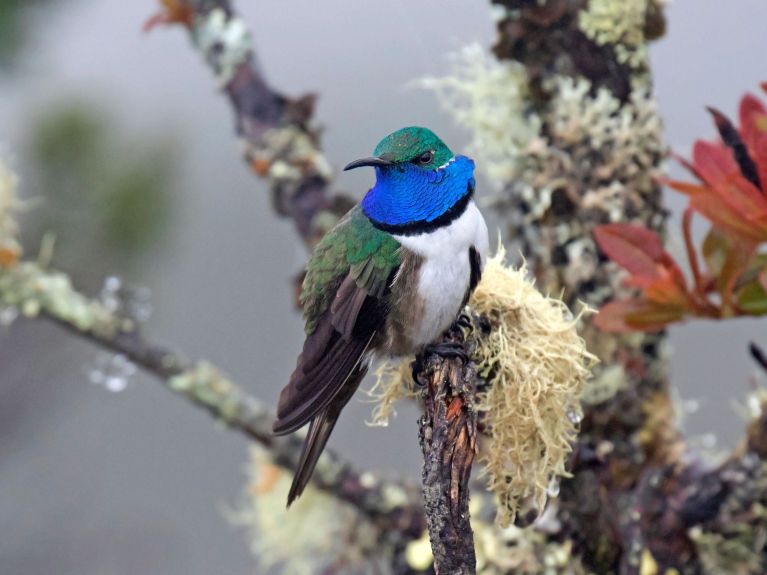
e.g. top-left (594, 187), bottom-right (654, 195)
top-left (416, 334), bottom-right (478, 574)
top-left (486, 1), bottom-right (677, 572)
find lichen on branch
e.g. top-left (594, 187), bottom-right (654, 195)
top-left (471, 248), bottom-right (596, 526)
top-left (372, 247), bottom-right (596, 528)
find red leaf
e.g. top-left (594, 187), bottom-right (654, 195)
top-left (662, 179), bottom-right (709, 196)
top-left (593, 224), bottom-right (665, 279)
top-left (594, 299), bottom-right (685, 333)
top-left (693, 140), bottom-right (738, 188)
top-left (740, 93), bottom-right (767, 151)
top-left (753, 132), bottom-right (767, 190)
top-left (642, 276), bottom-right (690, 307)
top-left (688, 193), bottom-right (767, 242)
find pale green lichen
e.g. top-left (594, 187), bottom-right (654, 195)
top-left (192, 8), bottom-right (252, 86)
top-left (472, 494), bottom-right (594, 574)
top-left (578, 0), bottom-right (650, 67)
top-left (420, 43), bottom-right (540, 185)
top-left (690, 459), bottom-right (767, 575)
top-left (405, 531), bottom-right (433, 571)
top-left (234, 448), bottom-right (390, 574)
top-left (516, 75), bottom-right (664, 227)
top-left (366, 359), bottom-right (415, 426)
top-left (249, 124), bottom-right (335, 216)
top-left (168, 361), bottom-right (252, 423)
top-left (0, 261), bottom-right (121, 334)
top-left (423, 47), bottom-right (663, 217)
top-left (580, 364), bottom-right (629, 406)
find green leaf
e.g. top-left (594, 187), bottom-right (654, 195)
top-left (701, 228), bottom-right (728, 277)
top-left (737, 281), bottom-right (767, 315)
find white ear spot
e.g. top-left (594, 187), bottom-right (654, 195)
top-left (437, 157), bottom-right (457, 170)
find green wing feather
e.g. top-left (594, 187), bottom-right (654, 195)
top-left (300, 205), bottom-right (401, 334)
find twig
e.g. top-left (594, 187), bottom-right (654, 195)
top-left (683, 207), bottom-right (704, 296)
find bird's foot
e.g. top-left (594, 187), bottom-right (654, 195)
top-left (454, 312), bottom-right (472, 331)
top-left (411, 341), bottom-right (470, 383)
top-left (424, 341), bottom-right (470, 363)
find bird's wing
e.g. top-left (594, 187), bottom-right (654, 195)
top-left (273, 206), bottom-right (401, 435)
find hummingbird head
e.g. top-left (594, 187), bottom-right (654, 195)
top-left (347, 127), bottom-right (476, 233)
top-left (344, 126), bottom-right (454, 172)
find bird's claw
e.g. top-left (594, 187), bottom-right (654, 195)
top-left (424, 341), bottom-right (470, 363)
top-left (454, 312), bottom-right (472, 331)
top-left (411, 341), bottom-right (470, 383)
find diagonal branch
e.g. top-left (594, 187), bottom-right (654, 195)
top-left (150, 0), bottom-right (353, 247)
top-left (0, 261), bottom-right (425, 541)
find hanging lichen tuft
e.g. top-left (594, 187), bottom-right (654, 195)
top-left (470, 247), bottom-right (597, 526)
top-left (234, 448), bottom-right (392, 575)
top-left (369, 246), bottom-right (596, 527)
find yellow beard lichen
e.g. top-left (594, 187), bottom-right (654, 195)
top-left (368, 247), bottom-right (596, 527)
top-left (471, 247), bottom-right (597, 526)
top-left (366, 359), bottom-right (415, 427)
top-left (233, 448), bottom-right (386, 574)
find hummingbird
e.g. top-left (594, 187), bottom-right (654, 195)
top-left (272, 127), bottom-right (489, 505)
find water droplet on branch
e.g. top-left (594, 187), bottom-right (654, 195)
top-left (0, 305), bottom-right (18, 326)
top-left (99, 276), bottom-right (153, 323)
top-left (87, 353), bottom-right (137, 393)
top-left (566, 405), bottom-right (582, 424)
top-left (682, 398), bottom-right (701, 414)
top-left (547, 477), bottom-right (560, 498)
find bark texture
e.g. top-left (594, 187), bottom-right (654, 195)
top-left (416, 327), bottom-right (479, 574)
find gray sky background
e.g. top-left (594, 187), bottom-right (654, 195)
top-left (1, 1), bottom-right (766, 574)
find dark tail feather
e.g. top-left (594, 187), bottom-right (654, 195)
top-left (287, 408), bottom-right (339, 506)
top-left (284, 365), bottom-right (367, 506)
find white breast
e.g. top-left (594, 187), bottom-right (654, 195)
top-left (394, 201), bottom-right (489, 347)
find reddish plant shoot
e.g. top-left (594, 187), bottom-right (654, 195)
top-left (595, 85), bottom-right (767, 332)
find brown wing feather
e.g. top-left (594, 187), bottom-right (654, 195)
top-left (272, 280), bottom-right (385, 436)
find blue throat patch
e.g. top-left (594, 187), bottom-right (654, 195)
top-left (361, 155), bottom-right (475, 233)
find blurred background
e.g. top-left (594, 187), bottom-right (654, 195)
top-left (0, 1), bottom-right (766, 573)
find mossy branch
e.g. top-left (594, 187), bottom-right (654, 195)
top-left (150, 0), bottom-right (353, 247)
top-left (0, 258), bottom-right (425, 542)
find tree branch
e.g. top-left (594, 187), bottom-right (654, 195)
top-left (151, 0), bottom-right (353, 247)
top-left (415, 329), bottom-right (478, 574)
top-left (0, 261), bottom-right (425, 542)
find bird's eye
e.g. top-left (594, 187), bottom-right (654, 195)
top-left (415, 150), bottom-right (434, 165)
